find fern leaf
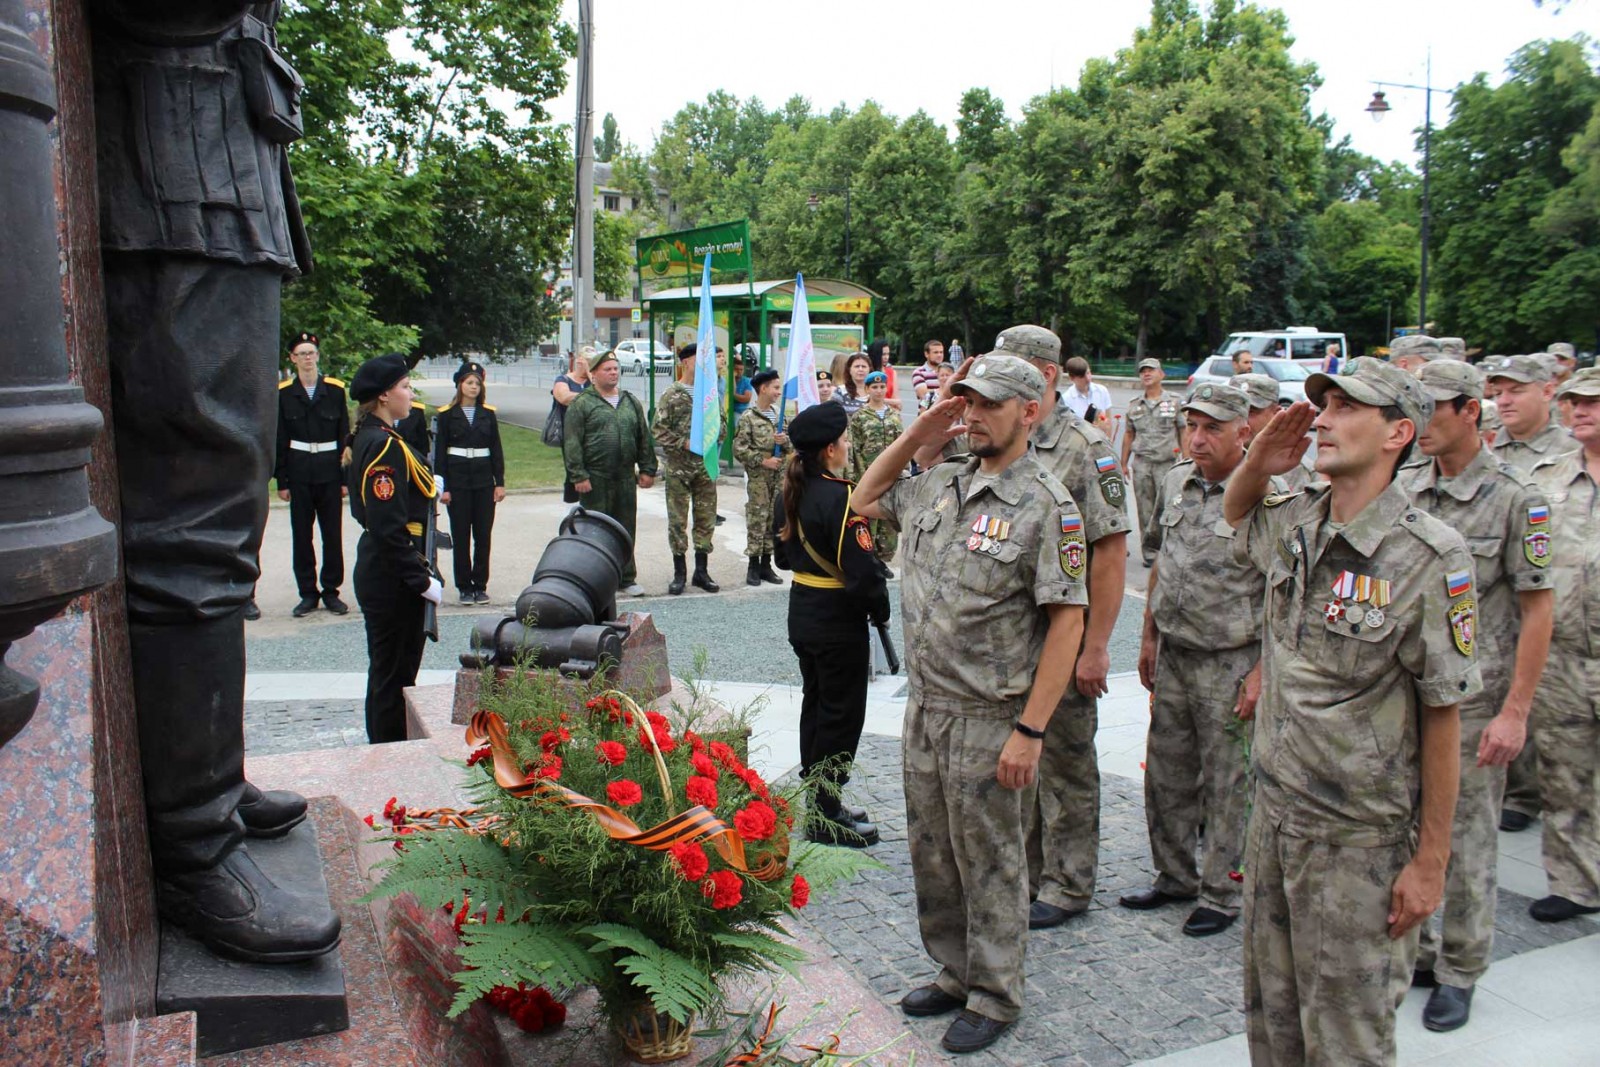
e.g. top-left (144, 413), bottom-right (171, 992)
top-left (789, 842), bottom-right (885, 893)
top-left (359, 832), bottom-right (539, 919)
top-left (609, 948), bottom-right (718, 1024)
top-left (447, 922), bottom-right (603, 1017)
top-left (711, 930), bottom-right (808, 971)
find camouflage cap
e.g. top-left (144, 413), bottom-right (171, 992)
top-left (1437, 337), bottom-right (1467, 360)
top-left (1535, 352), bottom-right (1564, 378)
top-left (1418, 359), bottom-right (1484, 401)
top-left (953, 354), bottom-right (1046, 403)
top-left (1137, 357), bottom-right (1163, 372)
top-left (1388, 334), bottom-right (1442, 363)
top-left (1487, 353), bottom-right (1553, 384)
top-left (1181, 382), bottom-right (1249, 423)
top-left (1547, 342), bottom-right (1577, 363)
top-left (1229, 373), bottom-right (1280, 410)
top-left (1556, 367), bottom-right (1600, 399)
top-left (1480, 398), bottom-right (1502, 432)
top-left (1307, 357), bottom-right (1434, 428)
top-left (990, 324), bottom-right (1062, 365)
top-left (588, 349), bottom-right (618, 371)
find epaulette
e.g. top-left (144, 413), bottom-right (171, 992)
top-left (482, 404), bottom-right (496, 412)
top-left (411, 399), bottom-right (426, 409)
top-left (323, 376), bottom-right (345, 389)
top-left (278, 378), bottom-right (293, 389)
top-left (1033, 467), bottom-right (1075, 507)
top-left (436, 401), bottom-right (455, 412)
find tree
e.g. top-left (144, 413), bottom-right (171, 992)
top-left (956, 88), bottom-right (1011, 166)
top-left (595, 112), bottom-right (621, 161)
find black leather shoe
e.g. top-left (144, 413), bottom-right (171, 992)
top-left (237, 781), bottom-right (308, 838)
top-left (1118, 886), bottom-right (1197, 910)
top-left (691, 551), bottom-right (720, 592)
top-left (291, 596), bottom-right (319, 617)
top-left (1423, 983), bottom-right (1474, 1032)
top-left (242, 599), bottom-right (261, 621)
top-left (805, 812), bottom-right (880, 848)
top-left (1028, 900), bottom-right (1084, 930)
top-left (1182, 906), bottom-right (1236, 937)
top-left (941, 1010), bottom-right (1013, 1054)
top-left (900, 984), bottom-right (964, 1017)
top-left (1499, 808), bottom-right (1533, 832)
top-left (322, 592), bottom-right (349, 615)
top-left (1412, 967), bottom-right (1438, 988)
top-left (157, 847), bottom-right (341, 964)
top-left (844, 805), bottom-right (868, 822)
top-left (1530, 895), bottom-right (1600, 923)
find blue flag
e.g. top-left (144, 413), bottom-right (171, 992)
top-left (689, 255), bottom-right (721, 478)
top-left (779, 273), bottom-right (820, 431)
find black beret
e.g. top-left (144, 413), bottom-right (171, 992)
top-left (350, 352), bottom-right (410, 402)
top-left (453, 360), bottom-right (486, 383)
top-left (750, 369), bottom-right (780, 390)
top-left (676, 343), bottom-right (698, 361)
top-left (291, 331), bottom-right (318, 349)
top-left (393, 350), bottom-right (424, 370)
top-left (788, 401), bottom-right (849, 451)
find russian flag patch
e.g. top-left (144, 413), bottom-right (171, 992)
top-left (1061, 514), bottom-right (1082, 535)
top-left (1446, 570), bottom-right (1472, 598)
top-left (1528, 505), bottom-right (1549, 525)
top-left (1095, 455), bottom-right (1117, 474)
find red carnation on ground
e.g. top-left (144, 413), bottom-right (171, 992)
top-left (668, 841), bottom-right (709, 881)
top-left (382, 796), bottom-right (399, 818)
top-left (466, 745), bottom-right (492, 767)
top-left (606, 779), bottom-right (644, 807)
top-left (733, 801), bottom-right (778, 842)
top-left (791, 874), bottom-right (810, 909)
top-left (595, 740), bottom-right (627, 766)
top-left (685, 775), bottom-right (719, 809)
top-left (362, 813), bottom-right (376, 829)
top-left (691, 751), bottom-right (719, 779)
top-left (703, 869), bottom-right (743, 910)
top-left (1228, 870), bottom-right (1244, 883)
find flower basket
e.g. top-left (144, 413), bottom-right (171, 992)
top-left (618, 1002), bottom-right (695, 1063)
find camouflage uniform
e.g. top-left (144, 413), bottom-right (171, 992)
top-left (1401, 445), bottom-right (1553, 986)
top-left (1145, 456), bottom-right (1276, 916)
top-left (562, 386), bottom-right (658, 585)
top-left (878, 437), bottom-right (1088, 1023)
top-left (1237, 480), bottom-right (1482, 1066)
top-left (731, 407), bottom-right (791, 558)
top-left (1124, 390), bottom-right (1181, 562)
top-left (1531, 452), bottom-right (1600, 910)
top-left (848, 404), bottom-right (904, 562)
top-left (1492, 418), bottom-right (1579, 475)
top-left (652, 381), bottom-right (720, 555)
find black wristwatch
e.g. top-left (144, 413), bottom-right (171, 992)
top-left (1013, 720), bottom-right (1046, 740)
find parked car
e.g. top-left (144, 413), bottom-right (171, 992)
top-left (1188, 356), bottom-right (1310, 406)
top-left (610, 338), bottom-right (675, 375)
top-left (1217, 327), bottom-right (1348, 367)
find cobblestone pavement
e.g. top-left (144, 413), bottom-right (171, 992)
top-left (245, 700), bottom-right (366, 755)
top-left (797, 733), bottom-right (1600, 1067)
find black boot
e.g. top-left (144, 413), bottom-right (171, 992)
top-left (692, 550), bottom-right (719, 592)
top-left (746, 557), bottom-right (762, 586)
top-left (157, 845), bottom-right (341, 963)
top-left (237, 781), bottom-right (308, 838)
top-left (758, 553), bottom-right (783, 584)
top-left (668, 554), bottom-right (687, 596)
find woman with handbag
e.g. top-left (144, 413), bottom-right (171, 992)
top-left (433, 361), bottom-right (505, 604)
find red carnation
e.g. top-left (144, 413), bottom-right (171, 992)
top-left (362, 813), bottom-right (376, 829)
top-left (685, 775), bottom-right (719, 809)
top-left (703, 869), bottom-right (743, 910)
top-left (540, 729), bottom-right (569, 753)
top-left (1228, 870), bottom-right (1245, 883)
top-left (684, 729), bottom-right (707, 753)
top-left (467, 745), bottom-right (492, 767)
top-left (668, 841), bottom-right (709, 881)
top-left (738, 767), bottom-right (771, 800)
top-left (733, 801), bottom-right (778, 842)
top-left (607, 779), bottom-right (644, 807)
top-left (595, 740), bottom-right (627, 766)
top-left (531, 754), bottom-right (563, 781)
top-left (791, 874), bottom-right (811, 909)
top-left (509, 999), bottom-right (547, 1033)
top-left (382, 796), bottom-right (398, 818)
top-left (691, 751), bottom-right (719, 779)
top-left (709, 741), bottom-right (744, 773)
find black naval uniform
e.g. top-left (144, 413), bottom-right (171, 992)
top-left (394, 399), bottom-right (432, 457)
top-left (276, 373), bottom-right (349, 601)
top-left (348, 416), bottom-right (436, 743)
top-left (433, 401), bottom-right (505, 597)
top-left (773, 469), bottom-right (890, 821)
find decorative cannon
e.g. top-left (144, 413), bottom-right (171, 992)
top-left (461, 506), bottom-right (636, 677)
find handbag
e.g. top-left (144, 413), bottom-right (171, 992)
top-left (542, 401), bottom-right (565, 447)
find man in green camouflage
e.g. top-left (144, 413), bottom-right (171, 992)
top-left (562, 349), bottom-right (658, 595)
top-left (1224, 359), bottom-right (1480, 1066)
top-left (651, 343), bottom-right (721, 595)
top-left (853, 354), bottom-right (1088, 1056)
top-left (848, 369), bottom-right (904, 563)
top-left (731, 368), bottom-right (790, 586)
top-left (1121, 357), bottom-right (1181, 565)
top-left (1401, 360), bottom-right (1554, 1031)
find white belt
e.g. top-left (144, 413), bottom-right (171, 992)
top-left (289, 440), bottom-right (339, 454)
top-left (447, 447), bottom-right (492, 459)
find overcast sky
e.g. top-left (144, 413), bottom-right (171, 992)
top-left (548, 0), bottom-right (1595, 169)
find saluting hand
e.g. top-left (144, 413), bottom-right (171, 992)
top-left (936, 357), bottom-right (974, 404)
top-left (905, 396), bottom-right (968, 450)
top-left (1248, 402), bottom-right (1316, 475)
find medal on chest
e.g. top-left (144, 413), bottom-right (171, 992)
top-left (969, 514), bottom-right (1011, 555)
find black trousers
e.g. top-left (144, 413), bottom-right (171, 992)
top-left (357, 582), bottom-right (426, 744)
top-left (792, 631), bottom-right (871, 811)
top-left (446, 485), bottom-right (496, 593)
top-left (289, 478), bottom-right (344, 597)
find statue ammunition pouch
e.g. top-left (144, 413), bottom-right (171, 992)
top-left (238, 16), bottom-right (303, 144)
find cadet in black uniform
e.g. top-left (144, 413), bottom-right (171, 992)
top-left (434, 361), bottom-right (506, 604)
top-left (347, 354), bottom-right (442, 743)
top-left (772, 402), bottom-right (890, 848)
top-left (276, 331), bottom-right (350, 616)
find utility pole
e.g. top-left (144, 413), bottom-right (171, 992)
top-left (572, 0), bottom-right (595, 350)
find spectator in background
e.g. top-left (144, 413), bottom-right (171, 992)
top-left (1062, 357), bottom-right (1112, 426)
top-left (912, 339), bottom-right (947, 402)
top-left (923, 363), bottom-right (955, 411)
top-left (835, 352), bottom-right (872, 416)
top-left (815, 369), bottom-right (836, 404)
top-left (866, 339), bottom-right (900, 401)
top-left (732, 353), bottom-right (757, 420)
top-left (1322, 343), bottom-right (1342, 374)
top-left (552, 347), bottom-right (592, 503)
top-left (949, 337), bottom-right (965, 367)
top-left (1231, 348), bottom-right (1255, 375)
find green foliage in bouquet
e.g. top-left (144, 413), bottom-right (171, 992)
top-left (362, 666), bottom-right (880, 1026)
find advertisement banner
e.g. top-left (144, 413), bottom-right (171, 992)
top-left (636, 220), bottom-right (752, 295)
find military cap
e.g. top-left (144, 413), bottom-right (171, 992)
top-left (990, 324), bottom-right (1062, 365)
top-left (815, 369), bottom-right (833, 382)
top-left (750, 368), bottom-right (780, 389)
top-left (1486, 353), bottom-right (1553, 384)
top-left (588, 349), bottom-right (618, 371)
top-left (453, 360), bottom-right (487, 383)
top-left (675, 342), bottom-right (699, 361)
top-left (1557, 367), bottom-right (1600, 399)
top-left (788, 400), bottom-right (849, 451)
top-left (350, 352), bottom-right (410, 402)
top-left (1437, 337), bottom-right (1467, 360)
top-left (864, 370), bottom-right (888, 386)
top-left (1419, 359), bottom-right (1485, 401)
top-left (1182, 383), bottom-right (1249, 423)
top-left (290, 331), bottom-right (319, 349)
top-left (952, 354), bottom-right (1046, 403)
top-left (396, 350), bottom-right (424, 370)
top-left (1137, 357), bottom-right (1163, 372)
top-left (1307, 357), bottom-right (1433, 429)
top-left (1547, 342), bottom-right (1577, 363)
top-left (1480, 398), bottom-right (1503, 433)
top-left (1387, 334), bottom-right (1441, 363)
top-left (1229, 373), bottom-right (1280, 410)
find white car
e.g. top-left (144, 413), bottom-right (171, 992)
top-left (609, 338), bottom-right (675, 375)
top-left (1187, 356), bottom-right (1310, 406)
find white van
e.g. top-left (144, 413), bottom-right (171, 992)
top-left (1217, 327), bottom-right (1348, 366)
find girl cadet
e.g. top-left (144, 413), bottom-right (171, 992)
top-left (433, 360), bottom-right (506, 604)
top-left (347, 353), bottom-right (442, 744)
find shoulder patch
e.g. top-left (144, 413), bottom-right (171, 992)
top-left (1098, 470), bottom-right (1126, 507)
top-left (1449, 598), bottom-right (1476, 656)
top-left (482, 404), bottom-right (496, 412)
top-left (323, 377), bottom-right (346, 389)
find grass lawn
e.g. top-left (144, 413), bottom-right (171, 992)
top-left (501, 421), bottom-right (566, 490)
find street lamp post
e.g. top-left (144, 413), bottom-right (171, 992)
top-left (806, 185), bottom-right (851, 280)
top-left (1366, 59), bottom-right (1440, 333)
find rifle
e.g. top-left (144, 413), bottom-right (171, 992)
top-left (874, 619), bottom-right (900, 675)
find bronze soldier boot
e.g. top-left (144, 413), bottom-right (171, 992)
top-left (691, 550), bottom-right (719, 592)
top-left (237, 781), bottom-right (308, 838)
top-left (668, 554), bottom-right (687, 596)
top-left (746, 557), bottom-right (762, 586)
top-left (757, 553), bottom-right (782, 584)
